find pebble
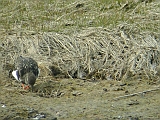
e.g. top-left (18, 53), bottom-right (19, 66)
top-left (72, 91), bottom-right (83, 96)
top-left (33, 113), bottom-right (46, 119)
top-left (2, 104), bottom-right (6, 108)
top-left (103, 88), bottom-right (108, 92)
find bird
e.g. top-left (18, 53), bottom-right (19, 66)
top-left (12, 56), bottom-right (39, 91)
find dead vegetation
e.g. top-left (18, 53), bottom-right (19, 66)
top-left (0, 0), bottom-right (160, 81)
top-left (1, 24), bottom-right (160, 81)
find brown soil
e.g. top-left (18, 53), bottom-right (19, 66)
top-left (0, 73), bottom-right (160, 120)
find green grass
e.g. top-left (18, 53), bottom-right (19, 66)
top-left (0, 0), bottom-right (159, 34)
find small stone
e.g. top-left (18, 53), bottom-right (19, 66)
top-left (119, 83), bottom-right (126, 86)
top-left (125, 90), bottom-right (129, 94)
top-left (128, 100), bottom-right (139, 106)
top-left (33, 113), bottom-right (46, 119)
top-left (76, 3), bottom-right (84, 8)
top-left (72, 91), bottom-right (83, 96)
top-left (2, 104), bottom-right (6, 108)
top-left (103, 88), bottom-right (108, 92)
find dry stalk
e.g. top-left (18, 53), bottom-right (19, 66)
top-left (113, 86), bottom-right (160, 100)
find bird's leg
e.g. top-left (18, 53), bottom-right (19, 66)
top-left (22, 83), bottom-right (25, 89)
top-left (24, 85), bottom-right (30, 90)
top-left (22, 84), bottom-right (30, 90)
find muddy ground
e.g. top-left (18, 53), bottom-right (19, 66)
top-left (0, 72), bottom-right (160, 120)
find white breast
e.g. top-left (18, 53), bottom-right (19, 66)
top-left (12, 70), bottom-right (20, 81)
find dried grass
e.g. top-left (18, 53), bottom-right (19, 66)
top-left (1, 24), bottom-right (160, 80)
top-left (0, 0), bottom-right (160, 80)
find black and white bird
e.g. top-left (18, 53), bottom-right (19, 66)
top-left (12, 56), bottom-right (39, 91)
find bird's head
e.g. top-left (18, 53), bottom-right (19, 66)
top-left (24, 72), bottom-right (37, 91)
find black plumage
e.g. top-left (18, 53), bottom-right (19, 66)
top-left (12, 56), bottom-right (39, 91)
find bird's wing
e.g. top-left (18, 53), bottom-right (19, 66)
top-left (15, 56), bottom-right (39, 77)
top-left (28, 58), bottom-right (39, 77)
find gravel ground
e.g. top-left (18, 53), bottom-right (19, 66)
top-left (0, 73), bottom-right (160, 120)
